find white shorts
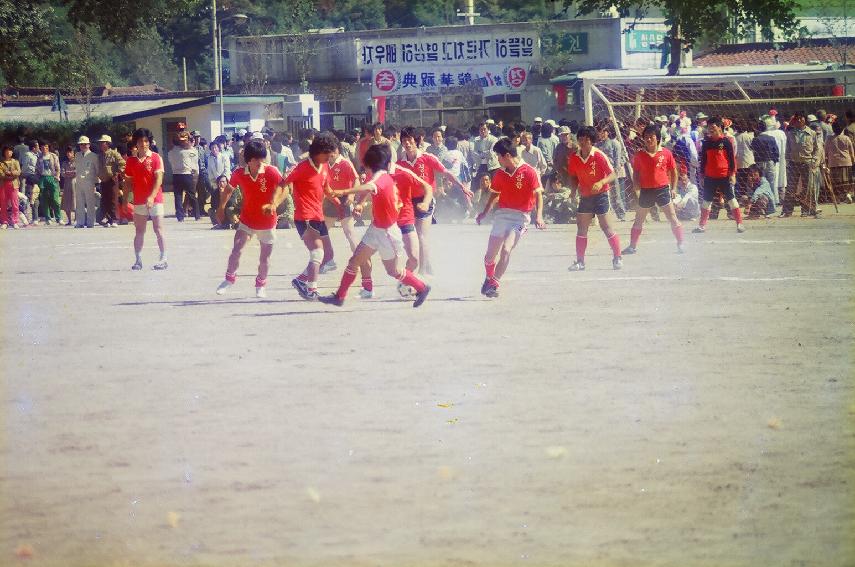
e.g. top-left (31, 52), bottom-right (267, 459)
top-left (134, 203), bottom-right (165, 218)
top-left (361, 224), bottom-right (405, 261)
top-left (490, 208), bottom-right (529, 238)
top-left (238, 223), bottom-right (276, 244)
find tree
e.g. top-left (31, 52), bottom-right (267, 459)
top-left (0, 1), bottom-right (57, 85)
top-left (61, 0), bottom-right (198, 43)
top-left (571, 0), bottom-right (802, 75)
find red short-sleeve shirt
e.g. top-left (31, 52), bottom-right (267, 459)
top-left (228, 164), bottom-right (283, 230)
top-left (491, 163), bottom-right (543, 213)
top-left (397, 152), bottom-right (446, 198)
top-left (285, 159), bottom-right (330, 222)
top-left (367, 171), bottom-right (402, 229)
top-left (389, 164), bottom-right (421, 227)
top-left (632, 148), bottom-right (676, 189)
top-left (567, 148), bottom-right (613, 198)
top-left (125, 151), bottom-right (164, 205)
top-left (329, 157), bottom-right (358, 190)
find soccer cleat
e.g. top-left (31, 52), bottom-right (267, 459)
top-left (480, 278), bottom-right (491, 296)
top-left (677, 242), bottom-right (685, 254)
top-left (397, 281), bottom-right (415, 298)
top-left (318, 294), bottom-right (344, 306)
top-left (692, 226), bottom-right (706, 233)
top-left (612, 256), bottom-right (623, 270)
top-left (153, 261), bottom-right (168, 270)
top-left (216, 280), bottom-right (233, 295)
top-left (621, 245), bottom-right (636, 255)
top-left (413, 284), bottom-right (431, 308)
top-left (484, 283), bottom-right (499, 298)
top-left (319, 260), bottom-right (337, 274)
top-left (304, 289), bottom-right (319, 301)
top-left (0, 224), bottom-right (7, 230)
top-left (292, 277), bottom-right (308, 296)
top-left (358, 288), bottom-right (375, 299)
top-left (131, 261), bottom-right (143, 271)
top-left (568, 260), bottom-right (585, 271)
top-left (736, 223), bottom-right (746, 233)
top-left (255, 286), bottom-right (267, 299)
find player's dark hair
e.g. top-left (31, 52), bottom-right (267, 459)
top-left (309, 132), bottom-right (338, 157)
top-left (446, 136), bottom-right (458, 150)
top-left (492, 137), bottom-right (518, 158)
top-left (576, 126), bottom-right (597, 143)
top-left (642, 124), bottom-right (661, 143)
top-left (707, 116), bottom-right (724, 128)
top-left (131, 128), bottom-right (153, 145)
top-left (747, 164), bottom-right (762, 175)
top-left (400, 126), bottom-right (424, 145)
top-left (363, 143), bottom-right (392, 172)
top-left (541, 123), bottom-right (554, 138)
top-left (243, 139), bottom-right (266, 162)
top-left (28, 140), bottom-right (39, 150)
top-left (372, 122), bottom-right (383, 133)
top-left (1, 144), bottom-right (13, 155)
top-left (832, 120), bottom-right (845, 135)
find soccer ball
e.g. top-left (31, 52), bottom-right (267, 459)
top-left (397, 282), bottom-right (416, 298)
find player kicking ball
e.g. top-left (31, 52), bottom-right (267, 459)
top-left (622, 125), bottom-right (685, 255)
top-left (318, 144), bottom-right (431, 308)
top-left (475, 138), bottom-right (545, 298)
top-left (566, 126), bottom-right (623, 271)
top-left (215, 140), bottom-right (288, 298)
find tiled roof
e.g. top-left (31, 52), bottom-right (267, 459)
top-left (694, 37), bottom-right (855, 67)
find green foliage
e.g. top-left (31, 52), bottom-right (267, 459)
top-left (0, 117), bottom-right (132, 150)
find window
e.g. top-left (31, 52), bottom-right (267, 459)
top-left (224, 111), bottom-right (250, 127)
top-left (485, 94), bottom-right (521, 104)
top-left (320, 100), bottom-right (342, 113)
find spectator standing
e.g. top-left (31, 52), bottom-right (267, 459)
top-left (815, 109), bottom-right (834, 141)
top-left (750, 121), bottom-right (780, 205)
top-left (60, 145), bottom-right (76, 225)
top-left (167, 131), bottom-right (200, 221)
top-left (759, 115), bottom-right (788, 203)
top-left (825, 120), bottom-right (855, 204)
top-left (73, 136), bottom-right (100, 228)
top-left (37, 142), bottom-right (62, 225)
top-left (96, 135), bottom-right (126, 227)
top-left (596, 125), bottom-right (627, 221)
top-left (472, 122), bottom-right (499, 207)
top-left (782, 113), bottom-right (821, 217)
top-left (0, 145), bottom-right (22, 229)
top-left (520, 131), bottom-right (548, 176)
top-left (21, 140), bottom-right (40, 224)
top-left (734, 121), bottom-right (755, 202)
top-left (13, 137), bottom-right (29, 167)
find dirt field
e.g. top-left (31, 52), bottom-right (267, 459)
top-left (1, 207), bottom-right (854, 567)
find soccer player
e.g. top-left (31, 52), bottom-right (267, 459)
top-left (387, 160), bottom-right (434, 298)
top-left (284, 133), bottom-right (338, 300)
top-left (325, 145), bottom-right (360, 253)
top-left (566, 126), bottom-right (623, 271)
top-left (397, 127), bottom-right (473, 275)
top-left (475, 138), bottom-right (545, 298)
top-left (694, 116), bottom-right (745, 233)
top-left (124, 128), bottom-right (168, 270)
top-left (318, 144), bottom-right (431, 308)
top-left (622, 125), bottom-right (685, 255)
top-left (214, 140), bottom-right (288, 298)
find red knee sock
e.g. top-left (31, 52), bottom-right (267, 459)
top-left (297, 271), bottom-right (308, 282)
top-left (630, 226), bottom-right (642, 248)
top-left (699, 208), bottom-right (710, 228)
top-left (336, 268), bottom-right (357, 299)
top-left (575, 235), bottom-right (588, 262)
top-left (607, 233), bottom-right (622, 258)
top-left (361, 277), bottom-right (373, 292)
top-left (485, 260), bottom-right (496, 279)
top-left (400, 269), bottom-right (426, 293)
top-left (733, 207), bottom-right (743, 224)
top-left (671, 224), bottom-right (684, 244)
top-left (225, 272), bottom-right (237, 283)
top-left (255, 277), bottom-right (266, 288)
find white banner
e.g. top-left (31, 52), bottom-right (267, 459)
top-left (357, 33), bottom-right (539, 70)
top-left (372, 65), bottom-right (530, 97)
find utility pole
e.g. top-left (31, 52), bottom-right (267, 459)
top-left (212, 0), bottom-right (220, 91)
top-left (456, 0), bottom-right (479, 25)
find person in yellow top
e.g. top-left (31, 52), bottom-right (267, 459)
top-left (0, 145), bottom-right (22, 229)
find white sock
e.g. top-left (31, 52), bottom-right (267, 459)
top-left (159, 251), bottom-right (167, 262)
top-left (307, 280), bottom-right (317, 291)
top-left (135, 251), bottom-right (142, 263)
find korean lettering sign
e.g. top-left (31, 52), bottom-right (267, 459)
top-left (625, 29), bottom-right (667, 53)
top-left (372, 65), bottom-right (529, 97)
top-left (358, 33), bottom-right (539, 69)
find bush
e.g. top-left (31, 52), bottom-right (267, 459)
top-left (0, 117), bottom-right (134, 149)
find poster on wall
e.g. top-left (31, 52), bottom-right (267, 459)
top-left (357, 33), bottom-right (539, 69)
top-left (371, 64), bottom-right (530, 97)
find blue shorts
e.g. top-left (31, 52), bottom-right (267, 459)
top-left (578, 193), bottom-right (610, 215)
top-left (638, 186), bottom-right (672, 208)
top-left (412, 196), bottom-right (435, 220)
top-left (295, 219), bottom-right (329, 237)
top-left (702, 177), bottom-right (735, 202)
top-left (398, 222), bottom-right (416, 234)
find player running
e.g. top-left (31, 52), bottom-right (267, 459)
top-left (124, 128), bottom-right (168, 271)
top-left (622, 125), bottom-right (685, 255)
top-left (475, 137), bottom-right (545, 298)
top-left (318, 144), bottom-right (431, 308)
top-left (214, 140), bottom-right (288, 298)
top-left (566, 126), bottom-right (623, 271)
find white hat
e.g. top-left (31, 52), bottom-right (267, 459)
top-left (96, 134), bottom-right (112, 143)
top-left (533, 116), bottom-right (543, 123)
top-left (654, 115), bottom-right (667, 122)
top-left (238, 128), bottom-right (248, 136)
top-left (251, 131), bottom-right (264, 140)
top-left (695, 112), bottom-right (708, 120)
top-left (485, 119), bottom-right (495, 125)
top-left (546, 119), bottom-right (557, 127)
top-left (77, 135), bottom-right (91, 145)
top-left (807, 114), bottom-right (818, 122)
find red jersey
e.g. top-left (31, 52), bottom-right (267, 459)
top-left (491, 162), bottom-right (542, 213)
top-left (632, 147), bottom-right (676, 189)
top-left (567, 148), bottom-right (613, 198)
top-left (124, 151), bottom-right (164, 205)
top-left (700, 136), bottom-right (735, 179)
top-left (367, 171), bottom-right (402, 229)
top-left (285, 158), bottom-right (330, 222)
top-left (329, 156), bottom-right (358, 190)
top-left (389, 163), bottom-right (421, 227)
top-left (397, 151), bottom-right (446, 198)
top-left (228, 164), bottom-right (283, 230)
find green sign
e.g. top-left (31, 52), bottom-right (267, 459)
top-left (545, 32), bottom-right (588, 55)
top-left (625, 29), bottom-right (666, 53)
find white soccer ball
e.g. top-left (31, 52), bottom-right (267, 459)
top-left (397, 282), bottom-right (415, 298)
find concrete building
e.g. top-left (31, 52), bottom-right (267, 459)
top-left (228, 18), bottom-right (676, 126)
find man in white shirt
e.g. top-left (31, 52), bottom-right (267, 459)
top-left (167, 131), bottom-right (199, 221)
top-left (759, 115), bottom-right (787, 203)
top-left (472, 122), bottom-right (499, 206)
top-left (73, 136), bottom-right (100, 228)
top-left (520, 131), bottom-right (548, 176)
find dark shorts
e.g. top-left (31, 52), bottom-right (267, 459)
top-left (577, 193), bottom-right (610, 215)
top-left (412, 195), bottom-right (435, 220)
top-left (295, 219), bottom-right (329, 237)
top-left (398, 222), bottom-right (416, 234)
top-left (702, 177), bottom-right (735, 203)
top-left (638, 186), bottom-right (672, 209)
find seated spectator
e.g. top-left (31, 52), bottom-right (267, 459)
top-left (672, 171), bottom-right (699, 221)
top-left (745, 164), bottom-right (777, 218)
